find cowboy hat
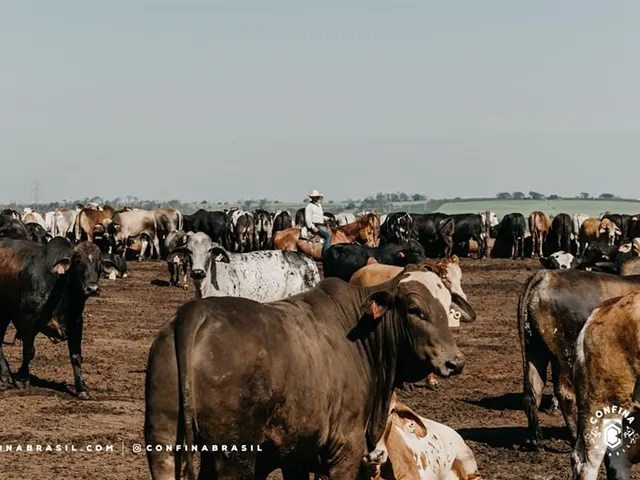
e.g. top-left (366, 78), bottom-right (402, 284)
top-left (308, 190), bottom-right (324, 198)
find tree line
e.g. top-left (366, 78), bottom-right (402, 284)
top-left (495, 192), bottom-right (623, 201)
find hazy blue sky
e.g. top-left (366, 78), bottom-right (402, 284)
top-left (2, 1), bottom-right (638, 203)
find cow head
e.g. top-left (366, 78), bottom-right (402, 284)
top-left (599, 219), bottom-right (622, 246)
top-left (420, 257), bottom-right (476, 324)
top-left (102, 253), bottom-right (128, 279)
top-left (72, 242), bottom-right (103, 297)
top-left (177, 232), bottom-right (231, 289)
top-left (540, 251), bottom-right (578, 270)
top-left (358, 264), bottom-right (465, 382)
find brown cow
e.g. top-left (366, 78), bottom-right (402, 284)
top-left (571, 292), bottom-right (640, 479)
top-left (621, 256), bottom-right (640, 276)
top-left (598, 217), bottom-right (622, 246)
top-left (364, 392), bottom-right (482, 480)
top-left (518, 269), bottom-right (640, 449)
top-left (73, 206), bottom-right (115, 243)
top-left (528, 211), bottom-right (551, 258)
top-left (272, 226), bottom-right (352, 260)
top-left (145, 266), bottom-right (465, 478)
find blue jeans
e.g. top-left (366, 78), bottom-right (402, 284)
top-left (315, 225), bottom-right (331, 253)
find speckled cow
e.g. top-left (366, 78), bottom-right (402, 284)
top-left (177, 231), bottom-right (320, 301)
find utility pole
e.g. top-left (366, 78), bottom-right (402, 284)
top-left (30, 181), bottom-right (42, 211)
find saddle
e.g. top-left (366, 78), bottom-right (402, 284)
top-left (299, 227), bottom-right (325, 244)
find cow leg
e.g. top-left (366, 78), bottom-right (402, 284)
top-left (0, 323), bottom-right (13, 389)
top-left (553, 368), bottom-right (578, 444)
top-left (326, 438), bottom-right (366, 479)
top-left (571, 433), bottom-right (605, 480)
top-left (68, 317), bottom-right (89, 399)
top-left (168, 263), bottom-right (176, 286)
top-left (281, 466), bottom-right (312, 480)
top-left (139, 237), bottom-right (149, 262)
top-left (14, 330), bottom-right (36, 389)
top-left (523, 353), bottom-right (548, 449)
top-left (425, 372), bottom-right (439, 390)
top-left (197, 452), bottom-right (216, 480)
top-left (215, 451), bottom-right (259, 479)
top-left (152, 235), bottom-right (161, 260)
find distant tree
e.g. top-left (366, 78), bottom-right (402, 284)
top-left (512, 191), bottom-right (525, 200)
top-left (200, 200), bottom-right (207, 204)
top-left (257, 198), bottom-right (268, 208)
top-left (580, 192), bottom-right (591, 199)
top-left (346, 201), bottom-right (357, 209)
top-left (273, 200), bottom-right (281, 204)
top-left (496, 192), bottom-right (512, 200)
top-left (529, 191), bottom-right (545, 200)
top-left (598, 193), bottom-right (615, 200)
top-left (411, 193), bottom-right (426, 202)
top-left (168, 199), bottom-right (181, 209)
top-left (398, 192), bottom-right (409, 202)
top-left (243, 199), bottom-right (254, 209)
top-left (548, 194), bottom-right (561, 200)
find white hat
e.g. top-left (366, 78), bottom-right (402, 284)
top-left (308, 190), bottom-right (324, 198)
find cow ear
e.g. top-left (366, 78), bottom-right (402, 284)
top-left (52, 258), bottom-right (72, 275)
top-left (361, 290), bottom-right (393, 319)
top-left (397, 251), bottom-right (405, 258)
top-left (102, 259), bottom-right (116, 274)
top-left (619, 244), bottom-right (632, 254)
top-left (209, 246), bottom-right (231, 263)
top-left (451, 255), bottom-right (459, 264)
top-left (392, 401), bottom-right (428, 438)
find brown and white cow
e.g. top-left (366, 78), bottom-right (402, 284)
top-left (528, 211), bottom-right (551, 258)
top-left (363, 392), bottom-right (482, 480)
top-left (153, 208), bottom-right (183, 248)
top-left (572, 292), bottom-right (640, 480)
top-left (107, 209), bottom-right (160, 260)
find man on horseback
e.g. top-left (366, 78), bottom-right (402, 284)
top-left (305, 190), bottom-right (332, 254)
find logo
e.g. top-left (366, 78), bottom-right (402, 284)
top-left (586, 405), bottom-right (639, 457)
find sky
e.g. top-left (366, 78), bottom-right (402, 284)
top-left (1, 1), bottom-right (639, 203)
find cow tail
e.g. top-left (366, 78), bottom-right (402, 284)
top-left (177, 210), bottom-right (184, 231)
top-left (73, 211), bottom-right (82, 242)
top-left (174, 310), bottom-right (206, 480)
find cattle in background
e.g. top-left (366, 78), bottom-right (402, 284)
top-left (572, 292), bottom-right (640, 479)
top-left (108, 209), bottom-right (160, 260)
top-left (144, 263), bottom-right (465, 478)
top-left (548, 213), bottom-right (572, 254)
top-left (0, 209), bottom-right (20, 226)
top-left (22, 208), bottom-right (46, 229)
top-left (25, 222), bottom-right (48, 244)
top-left (323, 240), bottom-right (426, 282)
top-left (599, 217), bottom-right (622, 246)
top-left (182, 209), bottom-right (228, 246)
top-left (295, 207), bottom-right (305, 227)
top-left (481, 210), bottom-right (499, 230)
top-left (164, 230), bottom-right (190, 289)
top-left (364, 393), bottom-right (481, 480)
top-left (271, 210), bottom-right (293, 239)
top-left (74, 205), bottom-right (116, 243)
top-left (177, 231), bottom-right (320, 301)
top-left (336, 212), bottom-right (356, 226)
top-left (44, 211), bottom-right (56, 236)
top-left (153, 208), bottom-right (183, 253)
top-left (226, 209), bottom-right (254, 253)
top-left (0, 219), bottom-right (30, 240)
top-left (52, 208), bottom-right (79, 240)
top-left (575, 241), bottom-right (639, 274)
top-left (571, 213), bottom-right (589, 254)
top-left (252, 209), bottom-right (274, 251)
top-left (539, 251), bottom-right (578, 270)
top-left (528, 211), bottom-right (551, 258)
top-left (518, 269), bottom-right (640, 448)
top-left (0, 238), bottom-right (103, 398)
top-left (380, 212), bottom-right (414, 246)
top-left (491, 213), bottom-right (526, 259)
top-left (324, 211), bottom-right (338, 227)
top-left (411, 213), bottom-right (455, 258)
top-left (450, 213), bottom-right (485, 258)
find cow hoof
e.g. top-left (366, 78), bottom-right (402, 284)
top-left (14, 379), bottom-right (29, 389)
top-left (362, 449), bottom-right (387, 476)
top-left (77, 391), bottom-right (90, 400)
top-left (182, 284), bottom-right (188, 290)
top-left (521, 440), bottom-right (541, 452)
top-left (425, 379), bottom-right (440, 391)
top-left (0, 380), bottom-right (13, 391)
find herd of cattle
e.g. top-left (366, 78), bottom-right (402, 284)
top-left (2, 203), bottom-right (640, 478)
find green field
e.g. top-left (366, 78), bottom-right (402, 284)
top-left (434, 199), bottom-right (640, 219)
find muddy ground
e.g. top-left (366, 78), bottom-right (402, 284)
top-left (0, 258), bottom-right (633, 479)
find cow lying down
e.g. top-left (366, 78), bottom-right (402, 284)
top-left (364, 393), bottom-right (482, 480)
top-left (176, 231), bottom-right (321, 301)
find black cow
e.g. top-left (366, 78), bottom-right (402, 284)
top-left (410, 213), bottom-right (454, 258)
top-left (574, 241), bottom-right (638, 274)
top-left (272, 210), bottom-right (293, 237)
top-left (0, 219), bottom-right (29, 240)
top-left (547, 213), bottom-right (572, 254)
top-left (145, 265), bottom-right (465, 478)
top-left (0, 239), bottom-right (104, 398)
top-left (380, 212), bottom-right (414, 245)
top-left (491, 213), bottom-right (526, 259)
top-left (182, 210), bottom-right (228, 247)
top-left (102, 253), bottom-right (128, 279)
top-left (165, 230), bottom-right (190, 288)
top-left (25, 222), bottom-right (48, 244)
top-left (450, 213), bottom-right (485, 258)
top-left (0, 209), bottom-right (20, 229)
top-left (323, 240), bottom-right (426, 282)
top-left (252, 209), bottom-right (273, 251)
top-left (295, 207), bottom-right (305, 227)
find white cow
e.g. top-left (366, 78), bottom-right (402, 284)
top-left (572, 213), bottom-right (589, 253)
top-left (181, 232), bottom-right (320, 301)
top-left (364, 393), bottom-right (482, 479)
top-left (540, 251), bottom-right (578, 270)
top-left (22, 208), bottom-right (46, 228)
top-left (336, 212), bottom-right (356, 226)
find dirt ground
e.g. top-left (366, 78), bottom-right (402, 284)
top-left (0, 258), bottom-right (635, 479)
